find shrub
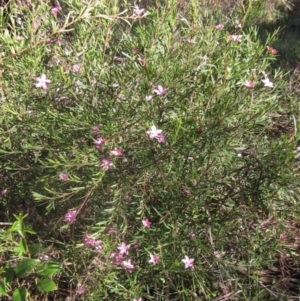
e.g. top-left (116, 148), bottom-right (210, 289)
top-left (0, 0), bottom-right (298, 300)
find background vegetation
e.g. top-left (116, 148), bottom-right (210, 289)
top-left (1, 0), bottom-right (300, 300)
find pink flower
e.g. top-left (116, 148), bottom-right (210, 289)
top-left (94, 137), bottom-right (106, 149)
top-left (182, 255), bottom-right (194, 269)
top-left (72, 64), bottom-right (82, 73)
top-left (146, 125), bottom-right (165, 143)
top-left (262, 77), bottom-right (274, 88)
top-left (142, 219), bottom-right (151, 228)
top-left (244, 80), bottom-right (255, 88)
top-left (215, 23), bottom-right (224, 30)
top-left (267, 46), bottom-right (278, 55)
top-left (133, 6), bottom-right (145, 17)
top-left (133, 298), bottom-right (142, 301)
top-left (82, 235), bottom-right (103, 250)
top-left (110, 252), bottom-right (125, 265)
top-left (280, 233), bottom-right (287, 241)
top-left (214, 251), bottom-right (225, 258)
top-left (117, 242), bottom-right (130, 255)
top-left (229, 35), bottom-right (242, 42)
top-left (153, 85), bottom-right (168, 95)
top-left (100, 158), bottom-right (113, 170)
top-left (35, 74), bottom-right (51, 90)
top-left (149, 253), bottom-right (160, 265)
top-left (146, 95), bottom-right (153, 101)
top-left (146, 126), bottom-right (162, 139)
top-left (1, 188), bottom-right (8, 196)
top-left (59, 172), bottom-right (69, 181)
top-left (155, 134), bottom-right (165, 143)
top-left (51, 4), bottom-right (62, 16)
top-left (186, 38), bottom-right (195, 44)
top-left (189, 231), bottom-right (196, 239)
top-left (107, 226), bottom-right (117, 234)
top-left (182, 189), bottom-right (190, 195)
top-left (138, 56), bottom-right (146, 65)
top-left (64, 209), bottom-right (77, 224)
top-left (76, 285), bottom-right (86, 295)
top-left (122, 259), bottom-right (135, 273)
top-left (111, 147), bottom-right (123, 156)
top-left (235, 20), bottom-right (242, 28)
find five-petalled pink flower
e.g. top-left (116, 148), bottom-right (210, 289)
top-left (262, 77), bottom-right (274, 88)
top-left (153, 85), bottom-right (168, 96)
top-left (59, 172), bottom-right (69, 181)
top-left (117, 242), bottom-right (130, 255)
top-left (51, 4), bottom-right (62, 16)
top-left (111, 147), bottom-right (123, 156)
top-left (189, 230), bottom-right (196, 239)
top-left (215, 23), bottom-right (224, 30)
top-left (133, 6), bottom-right (145, 17)
top-left (235, 20), bottom-right (242, 28)
top-left (35, 74), bottom-right (51, 90)
top-left (229, 35), bottom-right (242, 42)
top-left (267, 46), bottom-right (278, 55)
top-left (83, 234), bottom-right (103, 250)
top-left (122, 259), bottom-right (134, 273)
top-left (94, 137), bottom-right (106, 149)
top-left (182, 255), bottom-right (194, 269)
top-left (100, 158), bottom-right (113, 170)
top-left (64, 209), bottom-right (77, 225)
top-left (142, 219), bottom-right (152, 228)
top-left (110, 252), bottom-right (124, 265)
top-left (244, 80), bottom-right (255, 88)
top-left (146, 125), bottom-right (165, 143)
top-left (149, 253), bottom-right (160, 265)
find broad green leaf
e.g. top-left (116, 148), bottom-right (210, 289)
top-left (13, 286), bottom-right (27, 301)
top-left (37, 278), bottom-right (57, 292)
top-left (36, 262), bottom-right (60, 276)
top-left (4, 265), bottom-right (14, 285)
top-left (0, 281), bottom-right (9, 296)
top-left (28, 243), bottom-right (41, 256)
top-left (15, 259), bottom-right (38, 278)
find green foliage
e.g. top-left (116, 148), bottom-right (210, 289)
top-left (0, 215), bottom-right (60, 299)
top-left (37, 278), bottom-right (57, 293)
top-left (13, 286), bottom-right (27, 301)
top-left (0, 0), bottom-right (299, 300)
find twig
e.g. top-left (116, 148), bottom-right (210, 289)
top-left (258, 282), bottom-right (278, 298)
top-left (210, 290), bottom-right (243, 301)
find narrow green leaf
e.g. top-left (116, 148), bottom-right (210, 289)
top-left (0, 149), bottom-right (21, 154)
top-left (13, 239), bottom-right (27, 256)
top-left (23, 226), bottom-right (36, 235)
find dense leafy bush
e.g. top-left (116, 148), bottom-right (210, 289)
top-left (0, 0), bottom-right (299, 300)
